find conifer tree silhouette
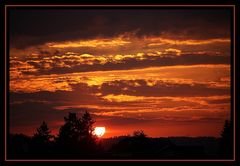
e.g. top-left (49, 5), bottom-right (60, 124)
top-left (32, 121), bottom-right (53, 155)
top-left (33, 121), bottom-right (53, 143)
top-left (218, 120), bottom-right (233, 159)
top-left (56, 111), bottom-right (98, 155)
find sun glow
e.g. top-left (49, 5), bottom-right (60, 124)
top-left (93, 127), bottom-right (106, 137)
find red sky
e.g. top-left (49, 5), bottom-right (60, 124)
top-left (9, 8), bottom-right (231, 138)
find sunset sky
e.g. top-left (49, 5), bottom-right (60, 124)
top-left (9, 8), bottom-right (231, 138)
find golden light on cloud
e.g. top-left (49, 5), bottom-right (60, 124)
top-left (9, 33), bottom-right (230, 81)
top-left (9, 64), bottom-right (230, 93)
top-left (47, 38), bottom-right (131, 48)
top-left (147, 38), bottom-right (230, 46)
top-left (164, 48), bottom-right (182, 56)
top-left (103, 94), bottom-right (146, 102)
top-left (101, 94), bottom-right (230, 105)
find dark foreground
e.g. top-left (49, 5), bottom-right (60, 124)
top-left (8, 134), bottom-right (232, 160)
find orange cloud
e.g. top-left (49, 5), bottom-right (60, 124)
top-left (47, 37), bottom-right (131, 48)
top-left (9, 34), bottom-right (230, 80)
top-left (101, 94), bottom-right (230, 105)
top-left (10, 60), bottom-right (38, 79)
top-left (147, 38), bottom-right (230, 46)
top-left (164, 48), bottom-right (182, 56)
top-left (92, 104), bottom-right (229, 118)
top-left (10, 64), bottom-right (230, 93)
top-left (51, 94), bottom-right (230, 123)
top-left (10, 34), bottom-right (230, 66)
top-left (102, 94), bottom-right (146, 102)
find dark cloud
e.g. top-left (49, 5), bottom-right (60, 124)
top-left (101, 79), bottom-right (229, 97)
top-left (207, 98), bottom-right (231, 104)
top-left (9, 9), bottom-right (231, 48)
top-left (10, 83), bottom-right (100, 104)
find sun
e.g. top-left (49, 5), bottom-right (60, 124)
top-left (93, 127), bottom-right (106, 137)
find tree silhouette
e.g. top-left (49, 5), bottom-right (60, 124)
top-left (80, 111), bottom-right (95, 136)
top-left (109, 130), bottom-right (151, 157)
top-left (58, 113), bottom-right (80, 142)
top-left (133, 130), bottom-right (147, 138)
top-left (33, 121), bottom-right (53, 143)
top-left (79, 111), bottom-right (97, 153)
top-left (31, 121), bottom-right (53, 155)
top-left (56, 111), bottom-right (98, 155)
top-left (218, 120), bottom-right (233, 159)
top-left (56, 112), bottom-right (81, 154)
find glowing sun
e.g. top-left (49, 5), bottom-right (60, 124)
top-left (93, 127), bottom-right (106, 137)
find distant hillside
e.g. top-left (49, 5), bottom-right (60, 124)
top-left (99, 136), bottom-right (220, 159)
top-left (100, 136), bottom-right (129, 150)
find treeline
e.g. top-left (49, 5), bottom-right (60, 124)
top-left (9, 111), bottom-right (101, 159)
top-left (8, 112), bottom-right (233, 159)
